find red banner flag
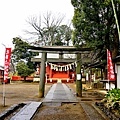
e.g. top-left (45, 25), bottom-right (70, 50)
top-left (4, 48), bottom-right (11, 83)
top-left (107, 49), bottom-right (115, 81)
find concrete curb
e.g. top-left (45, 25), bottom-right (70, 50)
top-left (92, 103), bottom-right (109, 120)
top-left (0, 103), bottom-right (25, 120)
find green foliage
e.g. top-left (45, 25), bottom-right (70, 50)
top-left (103, 89), bottom-right (120, 111)
top-left (12, 37), bottom-right (38, 62)
top-left (71, 0), bottom-right (120, 61)
top-left (104, 0), bottom-right (120, 5)
top-left (16, 61), bottom-right (34, 79)
top-left (53, 25), bottom-right (72, 46)
top-left (12, 37), bottom-right (38, 70)
top-left (106, 89), bottom-right (120, 102)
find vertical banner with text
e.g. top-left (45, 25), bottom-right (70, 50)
top-left (4, 48), bottom-right (11, 83)
top-left (107, 49), bottom-right (115, 81)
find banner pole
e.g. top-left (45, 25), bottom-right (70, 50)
top-left (2, 44), bottom-right (6, 107)
top-left (108, 78), bottom-right (110, 91)
top-left (3, 81), bottom-right (5, 107)
top-left (107, 49), bottom-right (110, 91)
top-left (2, 46), bottom-right (12, 106)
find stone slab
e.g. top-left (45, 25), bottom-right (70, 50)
top-left (10, 102), bottom-right (42, 120)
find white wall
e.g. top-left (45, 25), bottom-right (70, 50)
top-left (116, 64), bottom-right (120, 88)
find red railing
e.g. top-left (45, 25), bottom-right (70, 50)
top-left (12, 76), bottom-right (33, 81)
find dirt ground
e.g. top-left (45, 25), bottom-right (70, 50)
top-left (33, 103), bottom-right (89, 120)
top-left (0, 82), bottom-right (106, 120)
top-left (0, 82), bottom-right (52, 113)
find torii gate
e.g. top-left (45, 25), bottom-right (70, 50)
top-left (29, 46), bottom-right (92, 97)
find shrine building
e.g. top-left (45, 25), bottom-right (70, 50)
top-left (31, 52), bottom-right (76, 83)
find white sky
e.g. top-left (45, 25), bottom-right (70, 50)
top-left (0, 0), bottom-right (74, 66)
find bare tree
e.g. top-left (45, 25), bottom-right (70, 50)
top-left (24, 12), bottom-right (67, 46)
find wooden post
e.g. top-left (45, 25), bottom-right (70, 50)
top-left (76, 53), bottom-right (82, 97)
top-left (59, 53), bottom-right (63, 59)
top-left (39, 52), bottom-right (47, 98)
top-left (50, 67), bottom-right (52, 78)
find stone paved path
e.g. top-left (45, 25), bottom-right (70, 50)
top-left (42, 83), bottom-right (77, 103)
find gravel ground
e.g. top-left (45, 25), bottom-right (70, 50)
top-left (33, 103), bottom-right (89, 120)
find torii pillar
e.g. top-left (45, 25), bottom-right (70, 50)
top-left (76, 53), bottom-right (82, 97)
top-left (39, 52), bottom-right (47, 97)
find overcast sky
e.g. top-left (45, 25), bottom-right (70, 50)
top-left (0, 0), bottom-right (74, 66)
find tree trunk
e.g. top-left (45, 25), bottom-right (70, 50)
top-left (24, 76), bottom-right (26, 81)
top-left (112, 30), bottom-right (119, 58)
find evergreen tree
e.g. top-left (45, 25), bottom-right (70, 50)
top-left (16, 61), bottom-right (34, 81)
top-left (12, 37), bottom-right (38, 70)
top-left (71, 0), bottom-right (120, 61)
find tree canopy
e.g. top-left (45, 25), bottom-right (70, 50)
top-left (16, 61), bottom-right (34, 80)
top-left (12, 37), bottom-right (38, 70)
top-left (71, 0), bottom-right (120, 61)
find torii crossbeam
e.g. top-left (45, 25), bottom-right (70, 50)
top-left (29, 46), bottom-right (92, 97)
